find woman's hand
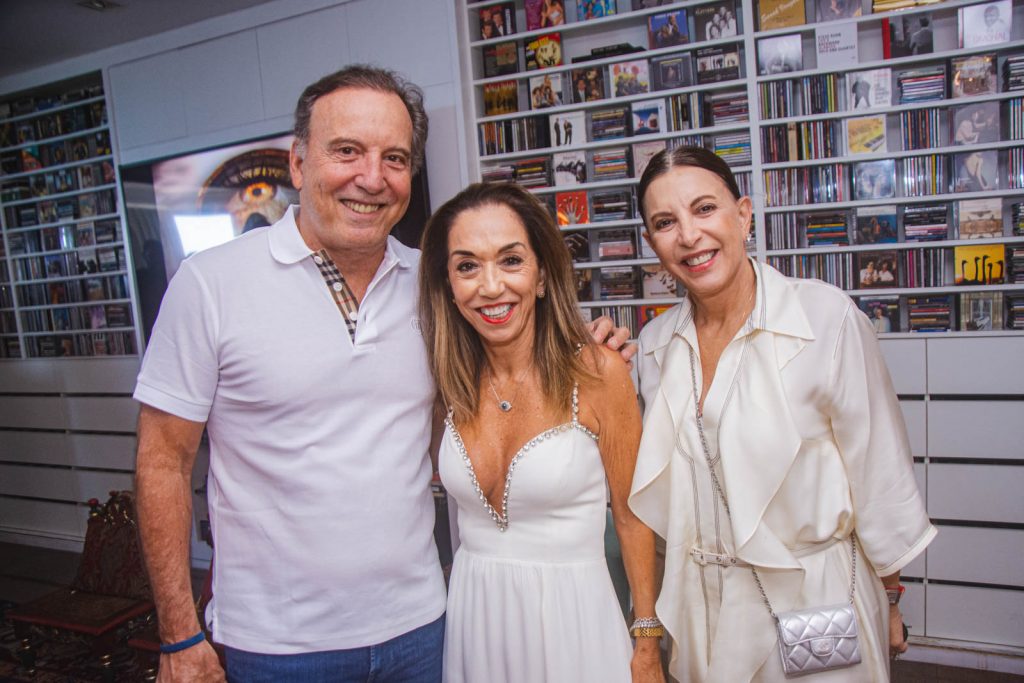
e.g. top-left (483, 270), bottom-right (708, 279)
top-left (889, 605), bottom-right (909, 659)
top-left (631, 638), bottom-right (665, 683)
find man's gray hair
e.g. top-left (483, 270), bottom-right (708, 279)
top-left (293, 64), bottom-right (428, 173)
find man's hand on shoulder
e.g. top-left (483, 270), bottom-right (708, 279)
top-left (158, 642), bottom-right (225, 683)
top-left (587, 315), bottom-right (638, 365)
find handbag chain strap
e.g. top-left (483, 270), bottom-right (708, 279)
top-left (686, 344), bottom-right (856, 620)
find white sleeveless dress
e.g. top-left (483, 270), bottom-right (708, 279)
top-left (439, 385), bottom-right (633, 682)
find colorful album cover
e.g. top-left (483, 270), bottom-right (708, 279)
top-left (951, 54), bottom-right (997, 98)
top-left (957, 198), bottom-right (1003, 238)
top-left (695, 2), bottom-right (738, 40)
top-left (638, 303), bottom-right (673, 330)
top-left (610, 59), bottom-right (651, 97)
top-left (483, 80), bottom-right (519, 117)
top-left (556, 190), bottom-right (590, 225)
top-left (632, 140), bottom-right (667, 177)
top-left (553, 150), bottom-right (588, 186)
top-left (651, 54), bottom-right (692, 90)
top-left (815, 0), bottom-right (861, 22)
top-left (482, 40), bottom-right (519, 78)
top-left (631, 99), bottom-right (666, 135)
top-left (955, 244), bottom-right (1006, 285)
top-left (641, 265), bottom-right (678, 298)
top-left (758, 0), bottom-right (806, 31)
top-left (857, 250), bottom-right (899, 289)
top-left (525, 33), bottom-right (563, 70)
top-left (845, 115), bottom-right (887, 154)
top-left (525, 0), bottom-right (566, 30)
top-left (853, 159), bottom-right (896, 200)
top-left (953, 150), bottom-right (998, 193)
top-left (960, 292), bottom-right (1004, 330)
top-left (478, 2), bottom-right (517, 40)
top-left (548, 110), bottom-right (585, 147)
top-left (951, 101), bottom-right (1000, 145)
top-left (529, 73), bottom-right (564, 109)
top-left (695, 46), bottom-right (741, 84)
top-left (648, 10), bottom-right (689, 49)
top-left (858, 296), bottom-right (901, 333)
top-left (578, 0), bottom-right (618, 20)
top-left (855, 205), bottom-right (898, 244)
top-left (571, 66), bottom-right (606, 103)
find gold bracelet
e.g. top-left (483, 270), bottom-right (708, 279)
top-left (630, 625), bottom-right (665, 638)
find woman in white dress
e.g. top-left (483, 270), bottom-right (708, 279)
top-left (628, 147), bottom-right (935, 682)
top-left (419, 182), bottom-right (664, 683)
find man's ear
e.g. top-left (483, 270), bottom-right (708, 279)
top-left (289, 139), bottom-right (305, 191)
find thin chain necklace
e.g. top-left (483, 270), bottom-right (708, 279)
top-left (487, 364), bottom-right (532, 413)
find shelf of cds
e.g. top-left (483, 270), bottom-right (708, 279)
top-left (462, 0), bottom-right (755, 338)
top-left (459, 0), bottom-right (1024, 334)
top-left (0, 72), bottom-right (137, 359)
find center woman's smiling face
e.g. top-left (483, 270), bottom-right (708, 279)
top-left (641, 165), bottom-right (751, 303)
top-left (446, 203), bottom-right (545, 349)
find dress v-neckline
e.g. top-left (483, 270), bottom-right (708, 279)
top-left (445, 384), bottom-right (597, 532)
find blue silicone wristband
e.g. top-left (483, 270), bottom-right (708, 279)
top-left (160, 630), bottom-right (205, 654)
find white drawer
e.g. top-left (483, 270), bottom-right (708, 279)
top-left (928, 400), bottom-right (1023, 460)
top-left (926, 337), bottom-right (1024, 395)
top-left (902, 582), bottom-right (925, 637)
top-left (928, 526), bottom-right (1024, 587)
top-left (879, 339), bottom-right (926, 395)
top-left (928, 464), bottom-right (1024, 524)
top-left (901, 400), bottom-right (925, 459)
top-left (926, 584), bottom-right (1024, 647)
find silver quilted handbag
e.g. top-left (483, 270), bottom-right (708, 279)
top-left (775, 602), bottom-right (862, 676)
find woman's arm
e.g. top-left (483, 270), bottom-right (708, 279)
top-left (584, 346), bottom-right (664, 683)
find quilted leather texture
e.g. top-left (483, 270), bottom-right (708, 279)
top-left (776, 603), bottom-right (861, 676)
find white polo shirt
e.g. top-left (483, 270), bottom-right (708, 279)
top-left (134, 206), bottom-right (446, 654)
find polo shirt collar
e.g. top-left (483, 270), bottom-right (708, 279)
top-left (267, 204), bottom-right (414, 271)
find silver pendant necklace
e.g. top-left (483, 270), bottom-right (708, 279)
top-left (487, 364), bottom-right (531, 413)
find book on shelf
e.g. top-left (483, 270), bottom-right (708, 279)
top-left (713, 132), bottom-right (751, 166)
top-left (857, 250), bottom-right (899, 289)
top-left (958, 0), bottom-right (1011, 48)
top-left (610, 59), bottom-right (651, 97)
top-left (638, 304), bottom-right (674, 331)
top-left (97, 248), bottom-right (119, 272)
top-left (577, 0), bottom-right (617, 20)
top-left (957, 197), bottom-right (1003, 238)
top-left (951, 54), bottom-right (997, 98)
top-left (951, 101), bottom-right (999, 146)
top-left (1009, 245), bottom-right (1024, 281)
top-left (815, 0), bottom-right (861, 22)
top-left (88, 305), bottom-right (107, 330)
top-left (758, 0), bottom-right (805, 31)
top-left (513, 156), bottom-right (553, 188)
top-left (855, 205), bottom-right (898, 244)
top-left (1004, 55), bottom-right (1024, 91)
top-left (632, 140), bottom-right (666, 178)
top-left (883, 14), bottom-right (933, 59)
top-left (595, 228), bottom-right (637, 260)
top-left (641, 264), bottom-right (678, 298)
top-left (758, 34), bottom-right (803, 76)
top-left (562, 230), bottom-right (591, 263)
top-left (845, 115), bottom-right (887, 154)
top-left (74, 222), bottom-right (96, 247)
top-left (483, 80), bottom-right (519, 116)
top-left (651, 54), bottom-right (692, 90)
top-left (525, 0), bottom-right (566, 30)
top-left (694, 2), bottom-right (738, 41)
top-left (858, 296), bottom-right (901, 334)
top-left (955, 243), bottom-right (1006, 285)
top-left (960, 292), bottom-right (1004, 330)
top-left (695, 46), bottom-right (741, 84)
top-left (647, 9), bottom-right (689, 50)
top-left (591, 147), bottom-right (630, 180)
top-left (549, 110), bottom-right (585, 147)
top-left (590, 106), bottom-right (629, 140)
top-left (631, 99), bottom-right (666, 135)
top-left (83, 277), bottom-right (106, 301)
top-left (482, 41), bottom-right (519, 78)
top-left (896, 65), bottom-right (945, 104)
top-left (570, 66), bottom-right (606, 103)
top-left (953, 150), bottom-right (998, 193)
top-left (848, 69), bottom-right (892, 110)
top-left (853, 159), bottom-right (896, 200)
top-left (553, 150), bottom-right (588, 185)
top-left (529, 73), bottom-right (563, 109)
top-left (804, 210), bottom-right (850, 246)
top-left (94, 220), bottom-right (117, 243)
top-left (556, 190), bottom-right (589, 225)
top-left (77, 249), bottom-right (100, 275)
top-left (590, 188), bottom-right (634, 221)
top-left (525, 33), bottom-right (563, 71)
top-left (478, 3), bottom-right (516, 40)
top-left (105, 303), bottom-right (133, 329)
top-left (903, 203), bottom-right (948, 242)
top-left (598, 266), bottom-right (639, 299)
top-left (1015, 202), bottom-right (1024, 236)
top-left (814, 22), bottom-right (858, 71)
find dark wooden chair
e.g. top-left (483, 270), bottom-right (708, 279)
top-left (8, 491), bottom-right (154, 678)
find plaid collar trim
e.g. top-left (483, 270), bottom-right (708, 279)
top-left (311, 249), bottom-right (358, 340)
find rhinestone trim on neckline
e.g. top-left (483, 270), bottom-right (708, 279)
top-left (446, 384), bottom-right (596, 532)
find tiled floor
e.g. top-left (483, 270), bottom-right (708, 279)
top-left (1, 541), bottom-right (1021, 681)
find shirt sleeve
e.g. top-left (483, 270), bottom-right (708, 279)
top-left (133, 259), bottom-right (220, 423)
top-left (827, 304), bottom-right (936, 576)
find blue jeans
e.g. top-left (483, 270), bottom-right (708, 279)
top-left (224, 614), bottom-right (444, 683)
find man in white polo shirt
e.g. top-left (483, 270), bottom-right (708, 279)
top-left (134, 65), bottom-right (629, 683)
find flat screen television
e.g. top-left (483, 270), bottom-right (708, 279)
top-left (120, 132), bottom-right (430, 342)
